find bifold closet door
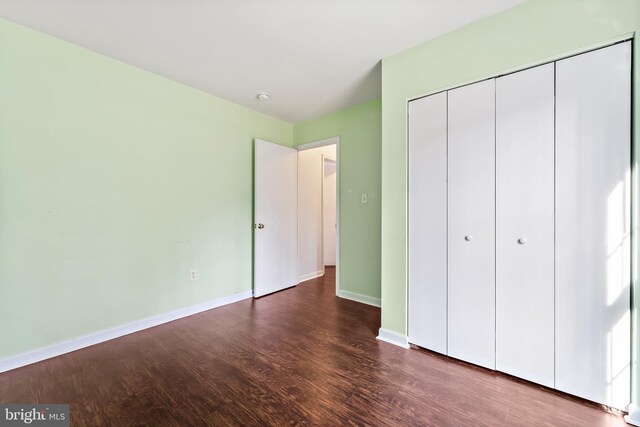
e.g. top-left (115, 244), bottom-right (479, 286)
top-left (408, 93), bottom-right (448, 354)
top-left (447, 79), bottom-right (495, 369)
top-left (556, 41), bottom-right (631, 409)
top-left (495, 64), bottom-right (555, 387)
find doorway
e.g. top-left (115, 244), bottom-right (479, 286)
top-left (296, 137), bottom-right (339, 293)
top-left (322, 157), bottom-right (337, 271)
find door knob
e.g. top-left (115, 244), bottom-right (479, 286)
top-left (518, 237), bottom-right (527, 244)
top-left (256, 223), bottom-right (265, 229)
top-left (464, 235), bottom-right (473, 242)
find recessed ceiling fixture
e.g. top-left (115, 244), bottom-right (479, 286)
top-left (256, 92), bottom-right (270, 102)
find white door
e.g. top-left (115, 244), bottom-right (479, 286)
top-left (254, 139), bottom-right (298, 297)
top-left (447, 79), bottom-right (496, 369)
top-left (322, 159), bottom-right (337, 266)
top-left (555, 42), bottom-right (631, 409)
top-left (495, 64), bottom-right (555, 387)
top-left (408, 92), bottom-right (448, 354)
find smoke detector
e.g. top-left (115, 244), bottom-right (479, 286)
top-left (257, 92), bottom-right (270, 102)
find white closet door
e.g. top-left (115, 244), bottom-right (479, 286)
top-left (495, 64), bottom-right (555, 387)
top-left (556, 42), bottom-right (631, 409)
top-left (447, 79), bottom-right (496, 369)
top-left (408, 92), bottom-right (448, 354)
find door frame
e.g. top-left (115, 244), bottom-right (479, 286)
top-left (296, 136), bottom-right (340, 295)
top-left (321, 155), bottom-right (337, 275)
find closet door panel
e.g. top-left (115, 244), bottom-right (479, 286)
top-left (495, 64), bottom-right (555, 387)
top-left (408, 93), bottom-right (448, 354)
top-left (556, 41), bottom-right (631, 409)
top-left (447, 79), bottom-right (496, 369)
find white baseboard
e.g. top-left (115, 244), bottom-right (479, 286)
top-left (625, 404), bottom-right (640, 425)
top-left (376, 328), bottom-right (410, 349)
top-left (337, 290), bottom-right (381, 307)
top-left (0, 290), bottom-right (252, 374)
top-left (298, 270), bottom-right (324, 283)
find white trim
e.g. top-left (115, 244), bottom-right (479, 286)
top-left (321, 154), bottom-right (337, 273)
top-left (0, 290), bottom-right (252, 374)
top-left (299, 270), bottom-right (324, 283)
top-left (335, 143), bottom-right (340, 296)
top-left (296, 136), bottom-right (339, 151)
top-left (407, 33), bottom-right (634, 103)
top-left (338, 290), bottom-right (381, 307)
top-left (376, 328), bottom-right (410, 349)
top-left (626, 404), bottom-right (640, 426)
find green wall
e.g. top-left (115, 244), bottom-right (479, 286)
top-left (380, 0), bottom-right (639, 394)
top-left (381, 0), bottom-right (639, 335)
top-left (0, 18), bottom-right (293, 359)
top-left (294, 100), bottom-right (382, 301)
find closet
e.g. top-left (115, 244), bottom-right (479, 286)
top-left (495, 63), bottom-right (555, 388)
top-left (447, 80), bottom-right (496, 370)
top-left (407, 41), bottom-right (631, 409)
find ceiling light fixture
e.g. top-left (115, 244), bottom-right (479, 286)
top-left (257, 92), bottom-right (270, 102)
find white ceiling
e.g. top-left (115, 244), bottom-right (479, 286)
top-left (0, 0), bottom-right (524, 123)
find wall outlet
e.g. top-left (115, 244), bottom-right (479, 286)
top-left (190, 270), bottom-right (198, 281)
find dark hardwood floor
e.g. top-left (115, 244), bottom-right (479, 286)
top-left (0, 268), bottom-right (627, 426)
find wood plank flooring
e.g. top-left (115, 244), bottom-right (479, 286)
top-left (0, 268), bottom-right (627, 426)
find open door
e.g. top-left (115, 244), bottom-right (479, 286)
top-left (254, 139), bottom-right (298, 297)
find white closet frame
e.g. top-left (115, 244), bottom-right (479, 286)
top-left (408, 40), bottom-right (632, 409)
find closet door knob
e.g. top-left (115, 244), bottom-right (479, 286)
top-left (464, 235), bottom-right (473, 242)
top-left (518, 237), bottom-right (527, 245)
